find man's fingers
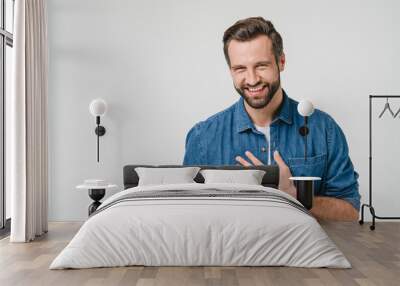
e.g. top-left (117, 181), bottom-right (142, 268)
top-left (235, 156), bottom-right (252, 166)
top-left (273, 150), bottom-right (288, 169)
top-left (236, 151), bottom-right (264, 166)
top-left (245, 151), bottom-right (263, 166)
top-left (273, 151), bottom-right (295, 197)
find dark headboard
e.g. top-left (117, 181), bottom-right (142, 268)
top-left (123, 165), bottom-right (279, 189)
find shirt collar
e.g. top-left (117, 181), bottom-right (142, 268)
top-left (235, 89), bottom-right (293, 133)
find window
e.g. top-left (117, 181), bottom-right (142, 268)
top-left (0, 0), bottom-right (14, 234)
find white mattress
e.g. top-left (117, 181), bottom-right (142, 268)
top-left (50, 183), bottom-right (351, 269)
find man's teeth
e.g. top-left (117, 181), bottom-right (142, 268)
top-left (248, 86), bottom-right (264, 92)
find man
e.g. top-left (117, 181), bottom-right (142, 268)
top-left (183, 17), bottom-right (360, 221)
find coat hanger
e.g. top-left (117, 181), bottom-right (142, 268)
top-left (394, 106), bottom-right (400, 118)
top-left (378, 97), bottom-right (395, 118)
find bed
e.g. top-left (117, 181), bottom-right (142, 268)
top-left (50, 165), bottom-right (350, 269)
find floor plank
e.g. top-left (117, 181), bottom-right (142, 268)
top-left (0, 221), bottom-right (399, 286)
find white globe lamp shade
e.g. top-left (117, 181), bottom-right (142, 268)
top-left (89, 99), bottom-right (107, 117)
top-left (297, 100), bottom-right (314, 117)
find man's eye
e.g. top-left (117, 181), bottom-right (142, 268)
top-left (234, 68), bottom-right (245, 73)
top-left (256, 65), bottom-right (268, 70)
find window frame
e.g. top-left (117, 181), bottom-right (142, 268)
top-left (0, 0), bottom-right (14, 232)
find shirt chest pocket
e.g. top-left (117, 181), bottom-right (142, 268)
top-left (287, 153), bottom-right (327, 192)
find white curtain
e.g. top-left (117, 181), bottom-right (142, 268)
top-left (9, 0), bottom-right (48, 242)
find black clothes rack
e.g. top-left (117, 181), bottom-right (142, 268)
top-left (359, 95), bottom-right (400, 230)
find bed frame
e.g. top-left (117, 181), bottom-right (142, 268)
top-left (123, 165), bottom-right (279, 189)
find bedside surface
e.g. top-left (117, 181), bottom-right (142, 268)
top-left (76, 184), bottom-right (117, 190)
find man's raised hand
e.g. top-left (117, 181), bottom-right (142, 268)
top-left (273, 150), bottom-right (296, 198)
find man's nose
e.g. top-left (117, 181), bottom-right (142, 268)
top-left (245, 70), bottom-right (260, 86)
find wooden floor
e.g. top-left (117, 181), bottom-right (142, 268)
top-left (0, 221), bottom-right (399, 286)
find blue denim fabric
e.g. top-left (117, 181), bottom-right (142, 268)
top-left (183, 90), bottom-right (360, 210)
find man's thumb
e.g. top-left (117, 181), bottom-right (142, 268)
top-left (273, 150), bottom-right (286, 168)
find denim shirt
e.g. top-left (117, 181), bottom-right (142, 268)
top-left (183, 90), bottom-right (360, 210)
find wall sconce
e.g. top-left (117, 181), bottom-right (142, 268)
top-left (290, 99), bottom-right (320, 210)
top-left (89, 99), bottom-right (107, 162)
top-left (297, 99), bottom-right (314, 162)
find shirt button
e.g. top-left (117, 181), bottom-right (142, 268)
top-left (261, 147), bottom-right (267, 152)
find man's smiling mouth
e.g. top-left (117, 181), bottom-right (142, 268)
top-left (245, 85), bottom-right (266, 96)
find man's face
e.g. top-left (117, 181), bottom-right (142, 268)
top-left (228, 35), bottom-right (285, 109)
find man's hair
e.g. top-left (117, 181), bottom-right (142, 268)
top-left (223, 17), bottom-right (283, 66)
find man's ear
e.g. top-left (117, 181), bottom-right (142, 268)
top-left (278, 52), bottom-right (286, 72)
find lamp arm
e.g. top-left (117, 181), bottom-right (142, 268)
top-left (94, 115), bottom-right (106, 162)
top-left (96, 116), bottom-right (100, 162)
top-left (304, 116), bottom-right (308, 162)
top-left (298, 116), bottom-right (309, 162)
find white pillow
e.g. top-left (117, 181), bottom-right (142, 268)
top-left (200, 169), bottom-right (266, 185)
top-left (135, 167), bottom-right (201, 186)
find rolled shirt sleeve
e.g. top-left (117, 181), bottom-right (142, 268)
top-left (322, 115), bottom-right (361, 211)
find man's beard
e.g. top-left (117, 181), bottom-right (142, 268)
top-left (235, 74), bottom-right (281, 109)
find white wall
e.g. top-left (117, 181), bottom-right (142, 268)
top-left (47, 0), bottom-right (400, 221)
